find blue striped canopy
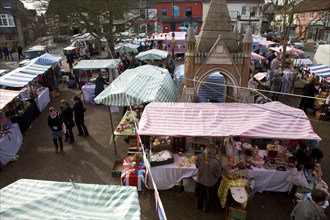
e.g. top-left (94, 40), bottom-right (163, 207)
top-left (308, 64), bottom-right (330, 78)
top-left (34, 53), bottom-right (62, 65)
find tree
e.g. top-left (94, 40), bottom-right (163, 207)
top-left (28, 0), bottom-right (140, 58)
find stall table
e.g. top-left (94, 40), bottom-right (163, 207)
top-left (0, 123), bottom-right (23, 165)
top-left (121, 162), bottom-right (147, 191)
top-left (35, 87), bottom-right (50, 112)
top-left (81, 84), bottom-right (95, 102)
top-left (149, 150), bottom-right (296, 192)
top-left (149, 154), bottom-right (198, 190)
top-left (11, 100), bottom-right (40, 133)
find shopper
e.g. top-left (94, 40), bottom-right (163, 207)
top-left (195, 145), bottom-right (222, 212)
top-left (290, 189), bottom-right (328, 220)
top-left (66, 52), bottom-right (74, 71)
top-left (60, 99), bottom-right (75, 144)
top-left (48, 107), bottom-right (65, 154)
top-left (299, 79), bottom-right (319, 113)
top-left (17, 44), bottom-right (25, 60)
top-left (94, 72), bottom-right (108, 97)
top-left (270, 71), bottom-right (282, 101)
top-left (72, 95), bottom-right (89, 137)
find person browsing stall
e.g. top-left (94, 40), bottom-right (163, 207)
top-left (195, 145), bottom-right (222, 212)
top-left (60, 99), bottom-right (75, 144)
top-left (73, 96), bottom-right (89, 137)
top-left (291, 188), bottom-right (329, 220)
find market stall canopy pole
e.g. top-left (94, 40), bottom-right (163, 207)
top-left (138, 102), bottom-right (321, 140)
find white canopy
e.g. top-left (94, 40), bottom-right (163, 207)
top-left (73, 59), bottom-right (121, 70)
top-left (0, 68), bottom-right (37, 88)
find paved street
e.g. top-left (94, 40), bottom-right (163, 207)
top-left (1, 42), bottom-right (329, 220)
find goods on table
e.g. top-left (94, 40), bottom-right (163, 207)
top-left (149, 150), bottom-right (174, 167)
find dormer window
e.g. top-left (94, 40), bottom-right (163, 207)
top-left (3, 1), bottom-right (12, 9)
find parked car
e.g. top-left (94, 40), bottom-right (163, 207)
top-left (289, 37), bottom-right (304, 50)
top-left (314, 40), bottom-right (330, 52)
top-left (19, 45), bottom-right (50, 67)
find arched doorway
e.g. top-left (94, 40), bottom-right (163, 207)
top-left (196, 72), bottom-right (227, 103)
top-left (195, 68), bottom-right (240, 102)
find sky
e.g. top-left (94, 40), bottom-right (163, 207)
top-left (20, 0), bottom-right (48, 15)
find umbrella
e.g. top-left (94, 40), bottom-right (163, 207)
top-left (135, 49), bottom-right (168, 61)
top-left (115, 43), bottom-right (139, 53)
top-left (94, 65), bottom-right (177, 106)
top-left (269, 46), bottom-right (304, 56)
top-left (251, 52), bottom-right (266, 61)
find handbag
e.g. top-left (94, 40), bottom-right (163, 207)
top-left (287, 170), bottom-right (308, 187)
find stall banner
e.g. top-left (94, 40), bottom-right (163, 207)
top-left (121, 170), bottom-right (147, 191)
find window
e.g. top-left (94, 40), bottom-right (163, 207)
top-left (161, 8), bottom-right (167, 18)
top-left (4, 34), bottom-right (15, 41)
top-left (185, 7), bottom-right (192, 17)
top-left (252, 6), bottom-right (258, 17)
top-left (309, 12), bottom-right (313, 18)
top-left (0, 14), bottom-right (15, 27)
top-left (242, 6), bottom-right (247, 16)
top-left (3, 1), bottom-right (12, 9)
top-left (300, 12), bottom-right (305, 18)
top-left (173, 5), bottom-right (180, 17)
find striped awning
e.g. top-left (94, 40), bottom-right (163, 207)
top-left (0, 179), bottom-right (141, 219)
top-left (115, 43), bottom-right (139, 53)
top-left (0, 89), bottom-right (20, 109)
top-left (0, 68), bottom-right (37, 88)
top-left (18, 63), bottom-right (52, 75)
top-left (138, 102), bottom-right (321, 140)
top-left (135, 49), bottom-right (168, 61)
top-left (73, 59), bottom-right (121, 70)
top-left (34, 53), bottom-right (62, 65)
top-left (251, 52), bottom-right (266, 61)
top-left (94, 65), bottom-right (177, 106)
top-left (307, 64), bottom-right (330, 82)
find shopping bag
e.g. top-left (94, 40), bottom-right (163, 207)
top-left (62, 123), bottom-right (67, 134)
top-left (287, 170), bottom-right (308, 187)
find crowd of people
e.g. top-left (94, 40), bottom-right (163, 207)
top-left (48, 96), bottom-right (89, 154)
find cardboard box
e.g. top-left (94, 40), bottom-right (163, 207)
top-left (111, 159), bottom-right (123, 177)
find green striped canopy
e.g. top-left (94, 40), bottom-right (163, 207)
top-left (74, 59), bottom-right (121, 70)
top-left (0, 179), bottom-right (140, 220)
top-left (94, 65), bottom-right (177, 106)
top-left (135, 49), bottom-right (168, 61)
top-left (115, 43), bottom-right (140, 53)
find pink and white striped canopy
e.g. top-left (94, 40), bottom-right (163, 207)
top-left (138, 102), bottom-right (321, 140)
top-left (251, 52), bottom-right (266, 61)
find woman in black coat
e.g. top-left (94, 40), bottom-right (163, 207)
top-left (299, 79), bottom-right (318, 113)
top-left (73, 95), bottom-right (89, 136)
top-left (48, 107), bottom-right (64, 154)
top-left (60, 99), bottom-right (75, 144)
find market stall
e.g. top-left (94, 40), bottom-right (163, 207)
top-left (73, 59), bottom-right (121, 101)
top-left (0, 123), bottom-right (23, 165)
top-left (138, 102), bottom-right (321, 192)
top-left (0, 179), bottom-right (141, 219)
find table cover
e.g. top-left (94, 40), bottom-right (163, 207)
top-left (82, 84), bottom-right (95, 101)
top-left (35, 87), bottom-right (50, 112)
top-left (0, 123), bottom-right (23, 165)
top-left (149, 154), bottom-right (198, 190)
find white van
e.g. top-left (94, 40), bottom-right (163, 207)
top-left (313, 45), bottom-right (330, 66)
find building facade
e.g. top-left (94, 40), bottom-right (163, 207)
top-left (0, 0), bottom-right (31, 49)
top-left (156, 0), bottom-right (203, 34)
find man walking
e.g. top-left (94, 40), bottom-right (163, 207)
top-left (17, 44), bottom-right (25, 60)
